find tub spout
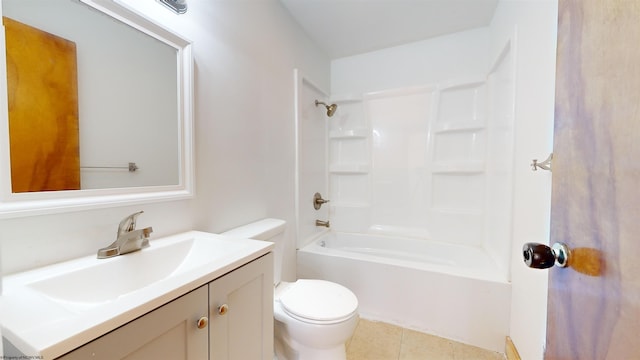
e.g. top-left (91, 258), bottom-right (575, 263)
top-left (315, 219), bottom-right (330, 228)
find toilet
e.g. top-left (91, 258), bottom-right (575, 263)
top-left (222, 219), bottom-right (358, 360)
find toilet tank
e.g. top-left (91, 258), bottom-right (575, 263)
top-left (221, 218), bottom-right (286, 285)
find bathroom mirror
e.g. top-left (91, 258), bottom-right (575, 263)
top-left (0, 0), bottom-right (193, 218)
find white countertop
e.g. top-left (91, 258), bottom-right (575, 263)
top-left (0, 231), bottom-right (273, 360)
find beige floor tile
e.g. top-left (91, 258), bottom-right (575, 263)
top-left (399, 329), bottom-right (455, 360)
top-left (451, 341), bottom-right (505, 360)
top-left (346, 319), bottom-right (505, 360)
top-left (347, 319), bottom-right (403, 360)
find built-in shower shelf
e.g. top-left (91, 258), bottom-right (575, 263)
top-left (329, 164), bottom-right (369, 174)
top-left (432, 161), bottom-right (485, 174)
top-left (430, 208), bottom-right (484, 216)
top-left (330, 94), bottom-right (363, 103)
top-left (329, 128), bottom-right (369, 139)
top-left (330, 202), bottom-right (369, 208)
top-left (434, 122), bottom-right (485, 134)
top-left (439, 78), bottom-right (487, 91)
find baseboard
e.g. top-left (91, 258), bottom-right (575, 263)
top-left (505, 336), bottom-right (522, 360)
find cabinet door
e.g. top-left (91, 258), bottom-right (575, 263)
top-left (57, 286), bottom-right (208, 360)
top-left (210, 253), bottom-right (274, 360)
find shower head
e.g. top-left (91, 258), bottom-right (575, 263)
top-left (315, 100), bottom-right (338, 117)
top-left (326, 103), bottom-right (338, 117)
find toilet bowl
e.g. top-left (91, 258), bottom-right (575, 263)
top-left (222, 219), bottom-right (358, 360)
top-left (274, 280), bottom-right (358, 360)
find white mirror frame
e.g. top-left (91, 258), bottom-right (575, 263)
top-left (0, 0), bottom-right (194, 219)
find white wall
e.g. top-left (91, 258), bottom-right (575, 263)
top-left (490, 1), bottom-right (557, 359)
top-left (0, 0), bottom-right (329, 289)
top-left (331, 27), bottom-right (489, 96)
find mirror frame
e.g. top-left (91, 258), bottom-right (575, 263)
top-left (0, 0), bottom-right (194, 218)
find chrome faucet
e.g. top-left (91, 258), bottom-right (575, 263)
top-left (97, 211), bottom-right (153, 259)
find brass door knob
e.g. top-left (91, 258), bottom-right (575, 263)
top-left (196, 316), bottom-right (208, 329)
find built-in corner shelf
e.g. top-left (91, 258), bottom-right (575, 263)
top-left (433, 122), bottom-right (485, 134)
top-left (330, 202), bottom-right (369, 208)
top-left (329, 128), bottom-right (369, 139)
top-left (430, 208), bottom-right (484, 216)
top-left (439, 78), bottom-right (487, 91)
top-left (432, 161), bottom-right (485, 174)
top-left (329, 164), bottom-right (369, 174)
top-left (330, 94), bottom-right (363, 104)
top-left (327, 93), bottom-right (369, 230)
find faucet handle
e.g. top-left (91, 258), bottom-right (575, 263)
top-left (313, 192), bottom-right (330, 210)
top-left (118, 211), bottom-right (144, 236)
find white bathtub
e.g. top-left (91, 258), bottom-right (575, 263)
top-left (297, 231), bottom-right (511, 352)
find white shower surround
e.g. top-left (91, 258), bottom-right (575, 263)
top-left (326, 30), bottom-right (516, 281)
top-left (295, 27), bottom-right (517, 352)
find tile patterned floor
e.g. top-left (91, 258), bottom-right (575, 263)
top-left (346, 319), bottom-right (505, 360)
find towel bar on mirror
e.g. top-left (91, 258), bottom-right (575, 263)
top-left (80, 162), bottom-right (139, 172)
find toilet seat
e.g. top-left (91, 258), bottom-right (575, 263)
top-left (278, 279), bottom-right (358, 325)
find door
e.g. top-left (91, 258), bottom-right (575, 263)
top-left (209, 253), bottom-right (274, 360)
top-left (58, 286), bottom-right (209, 360)
top-left (4, 16), bottom-right (80, 192)
top-left (546, 0), bottom-right (640, 358)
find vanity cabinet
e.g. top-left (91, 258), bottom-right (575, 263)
top-left (210, 252), bottom-right (274, 359)
top-left (56, 253), bottom-right (273, 360)
top-left (57, 286), bottom-right (209, 360)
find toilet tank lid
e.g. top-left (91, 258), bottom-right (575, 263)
top-left (221, 218), bottom-right (286, 240)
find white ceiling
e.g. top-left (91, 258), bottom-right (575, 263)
top-left (280, 0), bottom-right (499, 59)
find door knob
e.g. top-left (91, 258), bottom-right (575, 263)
top-left (522, 242), bottom-right (570, 269)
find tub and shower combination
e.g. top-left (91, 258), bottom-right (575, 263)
top-left (294, 33), bottom-right (516, 351)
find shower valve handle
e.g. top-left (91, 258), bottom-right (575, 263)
top-left (522, 242), bottom-right (571, 269)
top-left (313, 192), bottom-right (330, 210)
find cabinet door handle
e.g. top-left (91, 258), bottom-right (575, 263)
top-left (196, 316), bottom-right (208, 329)
top-left (218, 304), bottom-right (229, 316)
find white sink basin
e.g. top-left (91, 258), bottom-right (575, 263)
top-left (28, 238), bottom-right (194, 306)
top-left (0, 231), bottom-right (273, 359)
top-left (27, 235), bottom-right (244, 309)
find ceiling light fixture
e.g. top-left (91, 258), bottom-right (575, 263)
top-left (157, 0), bottom-right (187, 14)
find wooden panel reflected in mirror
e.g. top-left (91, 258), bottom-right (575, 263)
top-left (4, 16), bottom-right (80, 192)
